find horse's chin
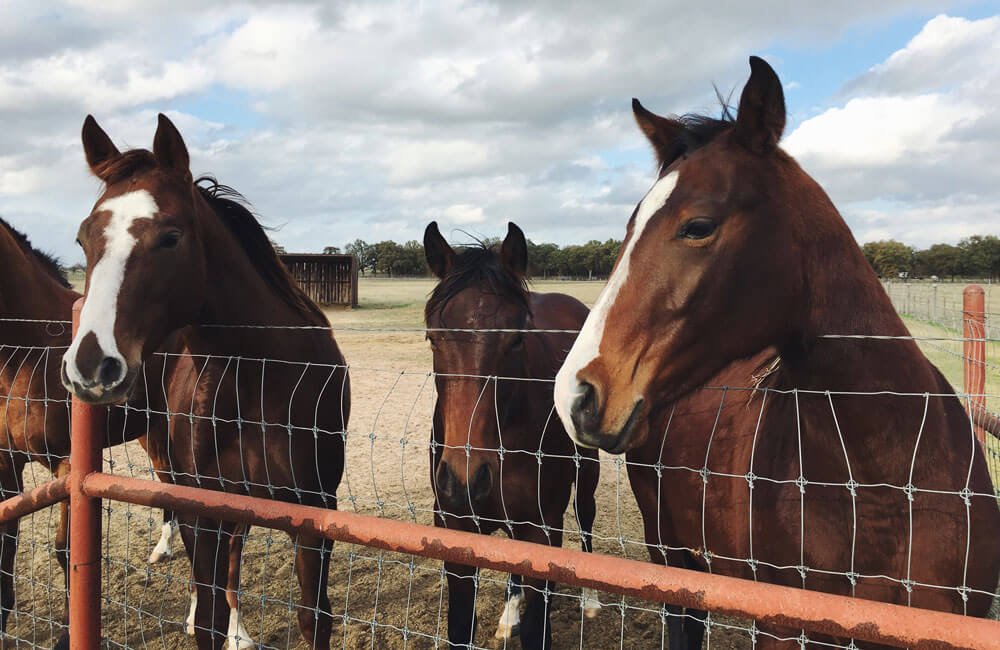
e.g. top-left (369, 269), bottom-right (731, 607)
top-left (66, 370), bottom-right (139, 406)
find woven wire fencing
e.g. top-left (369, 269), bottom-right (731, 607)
top-left (1, 316), bottom-right (999, 649)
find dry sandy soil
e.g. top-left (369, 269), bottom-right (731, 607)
top-left (3, 278), bottom-right (996, 649)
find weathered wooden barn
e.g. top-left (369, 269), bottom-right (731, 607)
top-left (279, 253), bottom-right (359, 307)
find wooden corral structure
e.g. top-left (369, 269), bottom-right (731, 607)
top-left (279, 253), bottom-right (358, 307)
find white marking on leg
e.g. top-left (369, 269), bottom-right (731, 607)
top-left (184, 589), bottom-right (197, 636)
top-left (582, 587), bottom-right (602, 618)
top-left (64, 190), bottom-right (157, 387)
top-left (494, 590), bottom-right (524, 639)
top-left (227, 607), bottom-right (254, 649)
top-left (554, 171), bottom-right (679, 442)
top-left (148, 518), bottom-right (178, 564)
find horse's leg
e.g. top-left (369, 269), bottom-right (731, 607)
top-left (179, 514), bottom-right (232, 650)
top-left (515, 525), bottom-right (558, 650)
top-left (573, 459), bottom-right (601, 618)
top-left (0, 460), bottom-right (23, 634)
top-left (52, 460), bottom-right (71, 629)
top-left (493, 574), bottom-right (523, 640)
top-left (679, 551), bottom-right (706, 650)
top-left (291, 532), bottom-right (333, 650)
top-left (149, 508), bottom-right (178, 564)
top-left (444, 560), bottom-right (478, 648)
top-left (225, 524), bottom-right (253, 649)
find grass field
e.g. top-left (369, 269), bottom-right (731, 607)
top-left (10, 274), bottom-right (997, 648)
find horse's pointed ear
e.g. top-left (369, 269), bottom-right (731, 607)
top-left (500, 222), bottom-right (528, 279)
top-left (152, 113), bottom-right (191, 179)
top-left (733, 56), bottom-right (785, 155)
top-left (81, 115), bottom-right (121, 179)
top-left (424, 221), bottom-right (454, 278)
top-left (632, 98), bottom-right (684, 168)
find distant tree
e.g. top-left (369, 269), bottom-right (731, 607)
top-left (958, 235), bottom-right (1000, 280)
top-left (269, 238), bottom-right (286, 255)
top-left (345, 239), bottom-right (374, 275)
top-left (861, 240), bottom-right (913, 278)
top-left (323, 246), bottom-right (342, 255)
top-left (913, 244), bottom-right (961, 279)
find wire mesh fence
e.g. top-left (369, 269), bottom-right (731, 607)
top-left (0, 306), bottom-right (999, 649)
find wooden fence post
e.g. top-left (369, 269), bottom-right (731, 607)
top-left (963, 285), bottom-right (987, 446)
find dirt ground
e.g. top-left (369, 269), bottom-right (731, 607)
top-left (4, 277), bottom-right (995, 649)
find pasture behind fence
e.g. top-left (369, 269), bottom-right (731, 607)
top-left (0, 290), bottom-right (997, 649)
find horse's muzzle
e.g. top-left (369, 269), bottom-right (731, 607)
top-left (570, 383), bottom-right (645, 454)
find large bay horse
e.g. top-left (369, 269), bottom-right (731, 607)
top-left (555, 57), bottom-right (1000, 648)
top-left (62, 114), bottom-right (350, 649)
top-left (424, 222), bottom-right (601, 649)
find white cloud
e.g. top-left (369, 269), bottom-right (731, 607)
top-left (0, 0), bottom-right (989, 264)
top-left (783, 13), bottom-right (1000, 245)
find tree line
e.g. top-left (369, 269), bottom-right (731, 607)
top-left (327, 238), bottom-right (624, 279)
top-left (267, 233), bottom-right (1000, 281)
top-left (862, 235), bottom-right (1000, 281)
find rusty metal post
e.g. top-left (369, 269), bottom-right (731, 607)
top-left (963, 285), bottom-right (987, 446)
top-left (69, 298), bottom-right (102, 650)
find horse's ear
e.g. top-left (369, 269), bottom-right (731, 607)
top-left (424, 221), bottom-right (454, 278)
top-left (733, 56), bottom-right (785, 155)
top-left (500, 222), bottom-right (528, 279)
top-left (152, 113), bottom-right (191, 179)
top-left (81, 115), bottom-right (121, 180)
top-left (632, 99), bottom-right (684, 168)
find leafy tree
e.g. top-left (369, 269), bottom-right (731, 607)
top-left (269, 238), bottom-right (286, 255)
top-left (323, 246), bottom-right (342, 254)
top-left (861, 240), bottom-right (913, 278)
top-left (345, 239), bottom-right (374, 275)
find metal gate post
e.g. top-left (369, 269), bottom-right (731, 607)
top-left (69, 298), bottom-right (102, 649)
top-left (963, 285), bottom-right (987, 446)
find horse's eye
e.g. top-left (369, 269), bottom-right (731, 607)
top-left (157, 231), bottom-right (182, 249)
top-left (677, 218), bottom-right (718, 240)
top-left (511, 334), bottom-right (524, 350)
top-left (75, 238), bottom-right (83, 248)
top-left (427, 335), bottom-right (437, 350)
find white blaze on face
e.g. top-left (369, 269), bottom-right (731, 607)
top-left (554, 171), bottom-right (679, 442)
top-left (64, 190), bottom-right (158, 386)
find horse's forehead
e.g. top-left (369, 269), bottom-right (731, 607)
top-left (439, 288), bottom-right (524, 328)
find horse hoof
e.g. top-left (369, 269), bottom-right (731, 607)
top-left (147, 549), bottom-right (171, 564)
top-left (494, 622), bottom-right (519, 639)
top-left (227, 636), bottom-right (255, 649)
top-left (584, 605), bottom-right (601, 619)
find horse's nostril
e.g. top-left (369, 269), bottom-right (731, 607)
top-left (98, 357), bottom-right (123, 388)
top-left (436, 461), bottom-right (456, 501)
top-left (469, 463), bottom-right (493, 503)
top-left (577, 381), bottom-right (596, 413)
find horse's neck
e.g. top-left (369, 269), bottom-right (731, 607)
top-left (775, 221), bottom-right (944, 450)
top-left (186, 208), bottom-right (321, 358)
top-left (0, 232), bottom-right (76, 344)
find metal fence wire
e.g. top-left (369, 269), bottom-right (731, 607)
top-left (0, 302), bottom-right (998, 649)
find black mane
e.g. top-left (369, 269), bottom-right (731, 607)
top-left (659, 101), bottom-right (735, 170)
top-left (0, 217), bottom-right (71, 288)
top-left (194, 176), bottom-right (328, 327)
top-left (425, 244), bottom-right (530, 324)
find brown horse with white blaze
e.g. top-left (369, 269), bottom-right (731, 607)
top-left (424, 222), bottom-right (601, 649)
top-left (555, 57), bottom-right (1000, 648)
top-left (62, 114), bottom-right (350, 650)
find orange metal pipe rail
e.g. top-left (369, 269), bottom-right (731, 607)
top-left (81, 471), bottom-right (1000, 650)
top-left (0, 476), bottom-right (68, 524)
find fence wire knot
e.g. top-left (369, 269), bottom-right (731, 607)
top-left (845, 479), bottom-right (859, 497)
top-left (902, 482), bottom-right (916, 502)
top-left (795, 475), bottom-right (808, 493)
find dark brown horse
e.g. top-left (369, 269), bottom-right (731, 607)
top-left (555, 57), bottom-right (1000, 648)
top-left (0, 218), bottom-right (76, 638)
top-left (62, 114), bottom-right (350, 650)
top-left (424, 222), bottom-right (601, 649)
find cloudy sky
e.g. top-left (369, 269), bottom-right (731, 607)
top-left (1, 1), bottom-right (998, 263)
